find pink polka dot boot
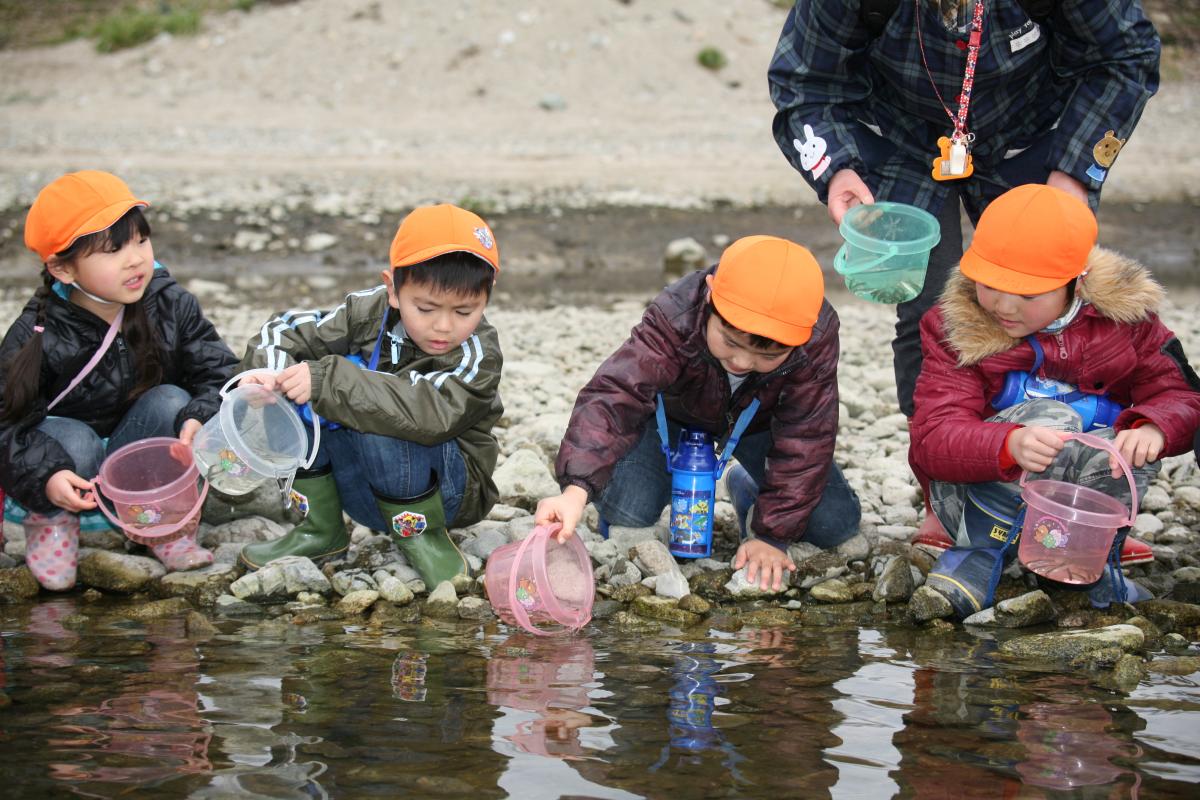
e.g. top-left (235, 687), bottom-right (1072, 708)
top-left (147, 521), bottom-right (213, 572)
top-left (24, 511), bottom-right (80, 592)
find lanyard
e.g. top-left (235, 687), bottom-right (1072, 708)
top-left (655, 393), bottom-right (761, 479)
top-left (916, 0), bottom-right (987, 146)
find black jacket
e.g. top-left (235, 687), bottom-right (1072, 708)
top-left (0, 267), bottom-right (238, 513)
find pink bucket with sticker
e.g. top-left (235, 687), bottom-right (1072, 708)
top-left (485, 524), bottom-right (594, 636)
top-left (1017, 432), bottom-right (1138, 585)
top-left (94, 437), bottom-right (208, 546)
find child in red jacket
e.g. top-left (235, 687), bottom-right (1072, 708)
top-left (909, 184), bottom-right (1200, 616)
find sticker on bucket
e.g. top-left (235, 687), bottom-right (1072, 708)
top-left (1031, 517), bottom-right (1068, 549)
top-left (515, 577), bottom-right (540, 610)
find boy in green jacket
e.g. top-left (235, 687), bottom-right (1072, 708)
top-left (236, 204), bottom-right (504, 588)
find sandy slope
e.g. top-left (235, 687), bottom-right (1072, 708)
top-left (0, 0), bottom-right (1196, 215)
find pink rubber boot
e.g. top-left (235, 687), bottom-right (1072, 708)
top-left (148, 522), bottom-right (213, 572)
top-left (24, 511), bottom-right (80, 591)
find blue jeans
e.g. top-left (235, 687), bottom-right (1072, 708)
top-left (596, 419), bottom-right (861, 548)
top-left (37, 384), bottom-right (191, 479)
top-left (308, 427), bottom-right (468, 529)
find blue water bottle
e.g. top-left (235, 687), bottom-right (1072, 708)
top-left (667, 429), bottom-right (719, 558)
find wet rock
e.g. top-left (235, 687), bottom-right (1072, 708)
top-left (492, 448), bottom-right (559, 510)
top-left (1124, 615), bottom-right (1163, 650)
top-left (810, 578), bottom-right (855, 604)
top-left (652, 571), bottom-right (691, 600)
top-left (1134, 599), bottom-right (1200, 633)
top-left (689, 568), bottom-right (733, 599)
top-left (215, 594), bottom-right (264, 616)
top-left (1108, 653), bottom-right (1148, 691)
top-left (121, 596), bottom-right (193, 621)
top-left (457, 596), bottom-right (494, 621)
top-left (0, 565), bottom-right (40, 602)
top-left (185, 610), bottom-right (219, 637)
top-left (373, 571), bottom-right (415, 605)
top-left (970, 590), bottom-right (1056, 628)
top-left (229, 556), bottom-right (331, 600)
top-left (725, 568), bottom-right (785, 598)
top-left (156, 562), bottom-right (238, 607)
top-left (369, 600), bottom-right (421, 627)
top-left (799, 600), bottom-right (876, 626)
top-left (1163, 632), bottom-right (1191, 653)
top-left (678, 593), bottom-right (711, 615)
top-left (739, 607), bottom-right (797, 627)
top-left (336, 589), bottom-right (379, 616)
top-left (1148, 655), bottom-right (1200, 675)
top-left (998, 624), bottom-right (1145, 661)
top-left (611, 610), bottom-right (661, 633)
top-left (450, 573), bottom-right (475, 595)
top-left (791, 550), bottom-right (849, 589)
top-left (609, 583), bottom-right (651, 603)
top-left (422, 580), bottom-right (459, 619)
top-left (873, 555), bottom-right (916, 603)
top-left (332, 569), bottom-right (378, 596)
top-left (632, 595), bottom-right (701, 626)
top-left (79, 550), bottom-right (165, 593)
top-left (591, 598), bottom-right (622, 619)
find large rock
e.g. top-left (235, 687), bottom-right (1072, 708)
top-left (492, 448), bottom-right (559, 510)
top-left (229, 556), bottom-right (331, 600)
top-left (202, 483), bottom-right (291, 525)
top-left (998, 624), bottom-right (1145, 661)
top-left (632, 595), bottom-right (701, 626)
top-left (0, 566), bottom-right (40, 602)
top-left (155, 563), bottom-right (239, 608)
top-left (423, 580), bottom-right (460, 619)
top-left (202, 516), bottom-right (288, 546)
top-left (964, 590), bottom-right (1057, 628)
top-left (79, 550), bottom-right (165, 593)
top-left (630, 540), bottom-right (684, 578)
top-left (120, 597), bottom-right (193, 621)
top-left (873, 555), bottom-right (916, 603)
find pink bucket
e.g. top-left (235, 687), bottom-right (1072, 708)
top-left (1017, 432), bottom-right (1138, 585)
top-left (94, 437), bottom-right (208, 546)
top-left (485, 524), bottom-right (594, 636)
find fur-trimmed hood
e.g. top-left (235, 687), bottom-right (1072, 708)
top-left (939, 246), bottom-right (1165, 366)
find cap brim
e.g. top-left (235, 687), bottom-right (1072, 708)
top-left (392, 244), bottom-right (498, 271)
top-left (712, 295), bottom-right (811, 346)
top-left (64, 199), bottom-right (149, 255)
top-left (959, 248), bottom-right (1071, 296)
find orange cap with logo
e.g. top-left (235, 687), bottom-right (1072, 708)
top-left (389, 204), bottom-right (500, 273)
top-left (24, 170), bottom-right (149, 262)
top-left (710, 235), bottom-right (824, 346)
top-left (960, 184), bottom-right (1096, 295)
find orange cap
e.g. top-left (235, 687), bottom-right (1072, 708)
top-left (710, 236), bottom-right (824, 346)
top-left (960, 184), bottom-right (1096, 295)
top-left (389, 204), bottom-right (500, 273)
top-left (24, 171), bottom-right (149, 262)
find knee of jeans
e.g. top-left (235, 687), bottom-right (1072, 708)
top-left (143, 383), bottom-right (191, 410)
top-left (596, 493), bottom-right (664, 528)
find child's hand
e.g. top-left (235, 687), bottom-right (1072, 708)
top-left (534, 486), bottom-right (588, 544)
top-left (276, 362), bottom-right (313, 405)
top-left (1112, 424), bottom-right (1165, 477)
top-left (239, 371), bottom-right (278, 391)
top-left (1006, 425), bottom-right (1066, 473)
top-left (733, 538), bottom-right (796, 592)
top-left (170, 419), bottom-right (203, 463)
top-left (46, 469), bottom-right (97, 512)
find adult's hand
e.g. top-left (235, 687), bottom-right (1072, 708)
top-left (1046, 170), bottom-right (1089, 207)
top-left (827, 168), bottom-right (874, 225)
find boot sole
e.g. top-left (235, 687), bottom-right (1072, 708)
top-left (238, 544), bottom-right (349, 571)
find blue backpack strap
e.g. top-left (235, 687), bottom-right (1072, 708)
top-left (716, 399), bottom-right (761, 478)
top-left (655, 394), bottom-right (673, 470)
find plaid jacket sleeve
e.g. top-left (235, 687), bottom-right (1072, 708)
top-left (1044, 0), bottom-right (1160, 189)
top-left (768, 0), bottom-right (876, 204)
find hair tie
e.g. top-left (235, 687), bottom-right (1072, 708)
top-left (33, 325), bottom-right (44, 333)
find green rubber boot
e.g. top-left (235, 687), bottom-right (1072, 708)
top-left (376, 479), bottom-right (468, 588)
top-left (238, 466), bottom-right (348, 570)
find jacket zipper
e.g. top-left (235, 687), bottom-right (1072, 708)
top-left (1053, 333), bottom-right (1067, 361)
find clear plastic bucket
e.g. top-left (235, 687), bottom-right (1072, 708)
top-left (1018, 433), bottom-right (1138, 585)
top-left (192, 371), bottom-right (316, 497)
top-left (485, 524), bottom-right (594, 636)
top-left (94, 437), bottom-right (208, 546)
top-left (834, 202), bottom-right (941, 304)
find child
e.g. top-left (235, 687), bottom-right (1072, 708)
top-left (909, 184), bottom-right (1200, 616)
top-left (536, 235), bottom-right (861, 592)
top-left (0, 170), bottom-right (240, 590)
top-left (236, 204), bottom-right (503, 589)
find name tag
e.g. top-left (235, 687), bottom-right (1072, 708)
top-left (1009, 22), bottom-right (1040, 53)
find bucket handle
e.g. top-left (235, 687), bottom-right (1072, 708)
top-left (507, 524), bottom-right (590, 637)
top-left (219, 368), bottom-right (322, 475)
top-left (836, 243), bottom-right (899, 275)
top-left (92, 474), bottom-right (209, 544)
top-left (1018, 431), bottom-right (1139, 525)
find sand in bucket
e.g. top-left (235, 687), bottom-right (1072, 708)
top-left (486, 524), bottom-right (595, 636)
top-left (94, 437), bottom-right (208, 546)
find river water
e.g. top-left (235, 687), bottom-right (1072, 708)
top-left (2, 596), bottom-right (1198, 799)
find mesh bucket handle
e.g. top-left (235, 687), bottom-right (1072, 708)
top-left (92, 476), bottom-right (209, 545)
top-left (1018, 431), bottom-right (1139, 525)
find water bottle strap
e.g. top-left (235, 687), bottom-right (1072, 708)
top-left (715, 398), bottom-right (761, 479)
top-left (655, 394), bottom-right (673, 470)
top-left (367, 314), bottom-right (388, 371)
